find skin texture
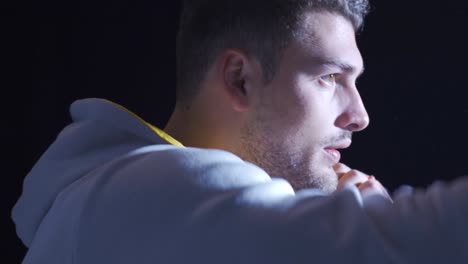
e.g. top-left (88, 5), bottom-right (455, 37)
top-left (165, 11), bottom-right (389, 198)
top-left (236, 12), bottom-right (368, 193)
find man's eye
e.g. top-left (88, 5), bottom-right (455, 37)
top-left (319, 74), bottom-right (336, 87)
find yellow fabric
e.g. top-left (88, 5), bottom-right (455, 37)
top-left (146, 123), bottom-right (185, 148)
top-left (105, 100), bottom-right (185, 147)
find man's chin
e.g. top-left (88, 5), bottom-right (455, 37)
top-left (322, 169), bottom-right (339, 193)
top-left (287, 169), bottom-right (338, 193)
top-left (320, 181), bottom-right (338, 194)
top-left (308, 168), bottom-right (338, 193)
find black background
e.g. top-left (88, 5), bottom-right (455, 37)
top-left (4, 0), bottom-right (468, 262)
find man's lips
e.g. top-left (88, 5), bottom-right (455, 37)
top-left (323, 139), bottom-right (352, 163)
top-left (324, 148), bottom-right (341, 163)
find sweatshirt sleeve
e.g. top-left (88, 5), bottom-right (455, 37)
top-left (74, 146), bottom-right (468, 264)
top-left (361, 178), bottom-right (468, 263)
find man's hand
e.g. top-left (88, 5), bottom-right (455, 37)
top-left (334, 163), bottom-right (393, 202)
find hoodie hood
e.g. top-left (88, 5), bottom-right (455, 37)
top-left (12, 98), bottom-right (178, 247)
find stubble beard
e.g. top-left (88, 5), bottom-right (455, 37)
top-left (238, 119), bottom-right (338, 193)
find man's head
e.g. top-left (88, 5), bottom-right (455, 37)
top-left (169, 0), bottom-right (370, 192)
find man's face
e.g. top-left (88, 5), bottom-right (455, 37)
top-left (239, 11), bottom-right (369, 193)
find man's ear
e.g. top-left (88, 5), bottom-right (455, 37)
top-left (221, 49), bottom-right (258, 112)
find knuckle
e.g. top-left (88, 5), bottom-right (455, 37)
top-left (333, 163), bottom-right (343, 169)
top-left (360, 180), bottom-right (378, 190)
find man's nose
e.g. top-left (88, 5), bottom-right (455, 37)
top-left (335, 90), bottom-right (370, 132)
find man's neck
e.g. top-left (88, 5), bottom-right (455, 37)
top-left (164, 100), bottom-right (244, 155)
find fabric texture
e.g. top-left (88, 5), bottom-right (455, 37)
top-left (12, 98), bottom-right (468, 263)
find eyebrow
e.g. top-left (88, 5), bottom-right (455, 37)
top-left (321, 59), bottom-right (365, 77)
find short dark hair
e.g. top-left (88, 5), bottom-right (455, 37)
top-left (176, 0), bottom-right (370, 104)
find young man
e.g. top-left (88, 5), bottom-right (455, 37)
top-left (13, 0), bottom-right (468, 263)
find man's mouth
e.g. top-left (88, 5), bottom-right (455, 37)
top-left (323, 139), bottom-right (352, 164)
top-left (323, 148), bottom-right (341, 163)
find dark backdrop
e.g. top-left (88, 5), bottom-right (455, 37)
top-left (5, 0), bottom-right (468, 262)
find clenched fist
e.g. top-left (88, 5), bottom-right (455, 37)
top-left (334, 163), bottom-right (393, 202)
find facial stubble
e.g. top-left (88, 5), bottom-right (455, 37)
top-left (238, 116), bottom-right (339, 193)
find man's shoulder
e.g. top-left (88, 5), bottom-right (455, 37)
top-left (108, 145), bottom-right (273, 190)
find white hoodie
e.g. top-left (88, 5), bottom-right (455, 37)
top-left (12, 98), bottom-right (468, 263)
